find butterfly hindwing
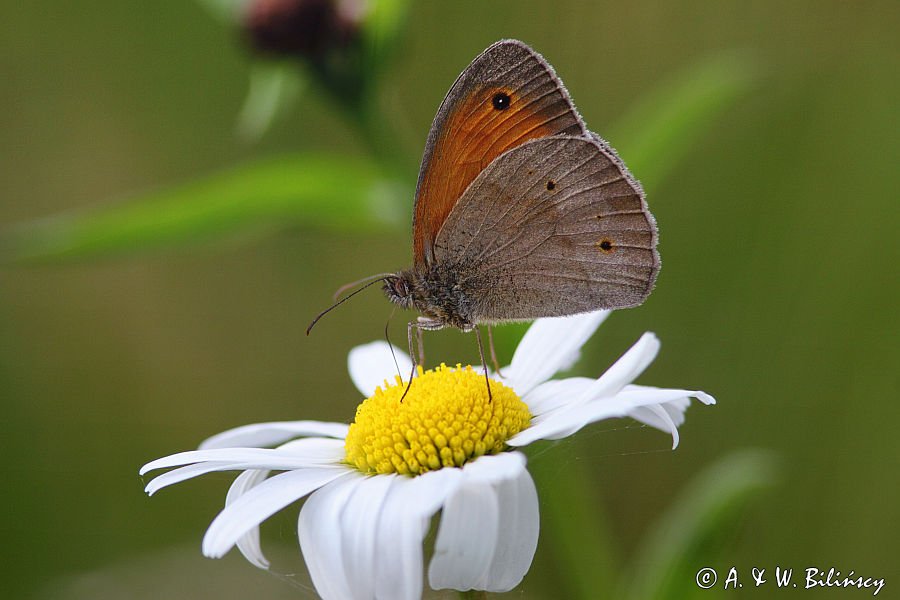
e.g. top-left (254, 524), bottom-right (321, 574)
top-left (432, 135), bottom-right (659, 321)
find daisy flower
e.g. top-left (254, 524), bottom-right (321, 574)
top-left (140, 310), bottom-right (714, 599)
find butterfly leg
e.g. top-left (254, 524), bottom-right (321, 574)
top-left (401, 318), bottom-right (443, 401)
top-left (400, 320), bottom-right (421, 402)
top-left (486, 325), bottom-right (504, 378)
top-left (474, 326), bottom-right (493, 402)
top-left (416, 325), bottom-right (425, 366)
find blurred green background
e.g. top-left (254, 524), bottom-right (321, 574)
top-left (1, 1), bottom-right (897, 598)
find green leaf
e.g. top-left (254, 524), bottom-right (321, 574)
top-left (236, 62), bottom-right (306, 143)
top-left (611, 51), bottom-right (760, 193)
top-left (194, 0), bottom-right (245, 23)
top-left (619, 449), bottom-right (778, 600)
top-left (361, 0), bottom-right (411, 72)
top-left (3, 155), bottom-right (407, 263)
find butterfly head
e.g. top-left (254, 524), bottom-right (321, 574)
top-left (383, 272), bottom-right (416, 310)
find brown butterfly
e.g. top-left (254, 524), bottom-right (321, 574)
top-left (313, 40), bottom-right (658, 373)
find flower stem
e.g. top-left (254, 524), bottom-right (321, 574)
top-left (314, 61), bottom-right (413, 179)
top-left (349, 98), bottom-right (413, 177)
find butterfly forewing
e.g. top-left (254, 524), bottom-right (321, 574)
top-left (432, 136), bottom-right (659, 321)
top-left (413, 40), bottom-right (587, 268)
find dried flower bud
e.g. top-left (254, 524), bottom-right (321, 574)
top-left (243, 0), bottom-right (365, 59)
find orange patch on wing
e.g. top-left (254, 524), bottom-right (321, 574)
top-left (413, 86), bottom-right (573, 264)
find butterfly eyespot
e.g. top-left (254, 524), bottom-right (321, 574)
top-left (491, 92), bottom-right (511, 110)
top-left (597, 238), bottom-right (616, 253)
top-left (546, 180), bottom-right (556, 191)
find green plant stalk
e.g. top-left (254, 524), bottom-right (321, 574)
top-left (348, 97), bottom-right (415, 180)
top-left (529, 441), bottom-right (617, 600)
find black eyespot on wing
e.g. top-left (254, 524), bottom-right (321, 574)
top-left (546, 180), bottom-right (556, 191)
top-left (598, 238), bottom-right (615, 253)
top-left (492, 92), bottom-right (510, 110)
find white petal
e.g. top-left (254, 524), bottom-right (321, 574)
top-left (141, 449), bottom-right (261, 475)
top-left (522, 377), bottom-right (594, 416)
top-left (508, 399), bottom-right (632, 446)
top-left (348, 341), bottom-right (412, 397)
top-left (428, 472), bottom-right (500, 590)
top-left (484, 460), bottom-right (539, 592)
top-left (202, 467), bottom-right (350, 559)
top-left (428, 453), bottom-right (528, 592)
top-left (340, 474), bottom-right (397, 599)
top-left (374, 468), bottom-right (463, 600)
top-left (227, 469), bottom-right (271, 569)
top-left (298, 475), bottom-right (364, 600)
top-left (505, 310), bottom-right (610, 396)
top-left (199, 420), bottom-right (349, 449)
top-left (618, 384), bottom-right (716, 408)
top-left (624, 385), bottom-right (716, 448)
top-left (140, 440), bottom-right (345, 480)
top-left (274, 437), bottom-right (349, 461)
top-left (509, 385), bottom-right (714, 446)
top-left (645, 404), bottom-right (680, 449)
top-left (572, 332), bottom-right (661, 404)
top-left (144, 461), bottom-right (233, 496)
top-left (628, 399), bottom-right (690, 431)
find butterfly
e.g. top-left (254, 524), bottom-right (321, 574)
top-left (385, 39), bottom-right (657, 332)
top-left (311, 40), bottom-right (658, 374)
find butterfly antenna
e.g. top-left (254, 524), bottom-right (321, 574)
top-left (306, 277), bottom-right (387, 335)
top-left (332, 272), bottom-right (394, 301)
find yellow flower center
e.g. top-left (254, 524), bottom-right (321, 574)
top-left (345, 364), bottom-right (531, 475)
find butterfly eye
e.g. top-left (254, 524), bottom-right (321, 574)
top-left (491, 92), bottom-right (511, 110)
top-left (394, 278), bottom-right (409, 297)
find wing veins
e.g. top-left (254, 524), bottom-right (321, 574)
top-left (454, 139), bottom-right (567, 261)
top-left (470, 142), bottom-right (579, 262)
top-left (469, 142), bottom-right (599, 262)
top-left (510, 270), bottom-right (648, 289)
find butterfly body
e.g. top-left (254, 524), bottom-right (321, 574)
top-left (384, 265), bottom-right (480, 331)
top-left (382, 40), bottom-right (658, 339)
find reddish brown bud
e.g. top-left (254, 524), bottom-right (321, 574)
top-left (243, 0), bottom-right (363, 59)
